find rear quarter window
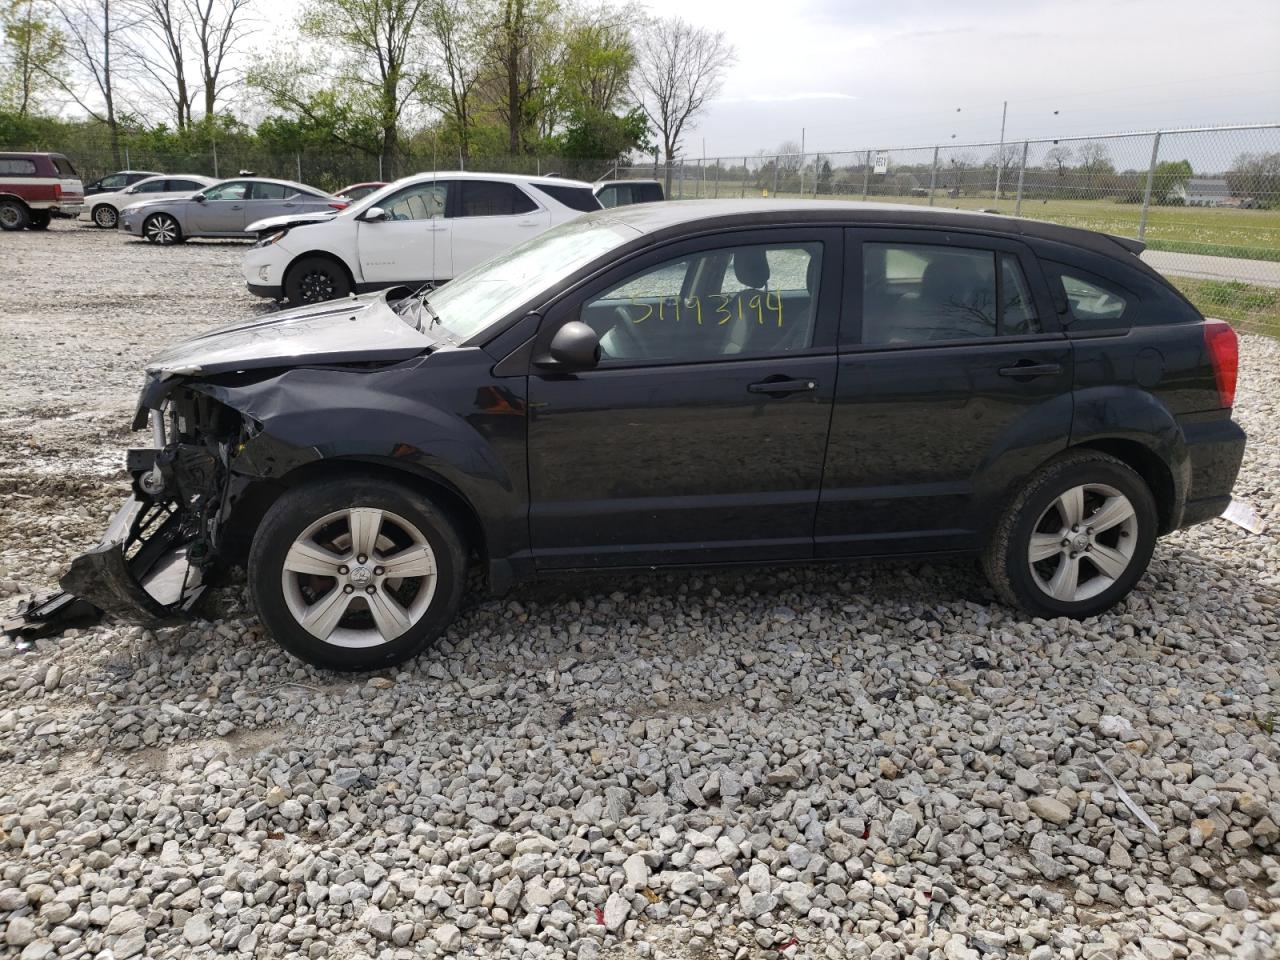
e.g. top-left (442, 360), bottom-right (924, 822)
top-left (534, 182), bottom-right (601, 212)
top-left (1043, 257), bottom-right (1201, 330)
top-left (53, 156), bottom-right (79, 177)
top-left (0, 158), bottom-right (38, 176)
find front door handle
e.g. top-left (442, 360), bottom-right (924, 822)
top-left (998, 361), bottom-right (1062, 379)
top-left (748, 377), bottom-right (817, 397)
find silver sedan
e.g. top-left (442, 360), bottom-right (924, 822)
top-left (118, 177), bottom-right (340, 244)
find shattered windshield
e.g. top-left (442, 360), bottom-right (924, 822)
top-left (426, 216), bottom-right (638, 340)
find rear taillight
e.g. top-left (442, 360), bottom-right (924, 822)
top-left (1204, 319), bottom-right (1238, 409)
top-left (329, 202), bottom-right (348, 210)
top-left (53, 183), bottom-right (62, 200)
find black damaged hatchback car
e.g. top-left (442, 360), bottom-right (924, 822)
top-left (13, 201), bottom-right (1245, 670)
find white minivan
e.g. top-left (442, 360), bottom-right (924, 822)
top-left (242, 172), bottom-right (601, 304)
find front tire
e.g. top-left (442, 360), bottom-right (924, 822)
top-left (143, 213), bottom-right (182, 244)
top-left (982, 450), bottom-right (1157, 619)
top-left (92, 204), bottom-right (118, 229)
top-left (285, 255), bottom-right (353, 304)
top-left (0, 200), bottom-right (29, 231)
top-left (248, 477), bottom-right (468, 671)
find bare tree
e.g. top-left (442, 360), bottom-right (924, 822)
top-left (183, 0), bottom-right (252, 120)
top-left (49, 0), bottom-right (135, 164)
top-left (630, 15), bottom-right (734, 193)
top-left (1044, 144), bottom-right (1072, 176)
top-left (123, 0), bottom-right (193, 128)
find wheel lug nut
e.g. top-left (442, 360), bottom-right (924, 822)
top-left (1071, 524), bottom-right (1079, 532)
top-left (1069, 552), bottom-right (1077, 559)
top-left (374, 566), bottom-right (384, 576)
top-left (343, 585), bottom-right (354, 594)
top-left (338, 565), bottom-right (348, 575)
top-left (357, 554), bottom-right (367, 564)
top-left (1061, 539), bottom-right (1069, 547)
top-left (365, 585), bottom-right (376, 594)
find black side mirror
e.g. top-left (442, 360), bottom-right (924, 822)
top-left (543, 321), bottom-right (600, 370)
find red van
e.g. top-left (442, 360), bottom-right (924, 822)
top-left (0, 152), bottom-right (85, 230)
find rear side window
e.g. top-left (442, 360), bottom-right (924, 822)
top-left (1045, 262), bottom-right (1131, 327)
top-left (135, 179), bottom-right (169, 194)
top-left (0, 158), bottom-right (37, 175)
top-left (250, 182), bottom-right (293, 200)
top-left (636, 183), bottom-right (664, 203)
top-left (459, 181), bottom-right (538, 217)
top-left (53, 156), bottom-right (78, 177)
top-left (533, 182), bottom-right (600, 212)
top-left (861, 243), bottom-right (1041, 344)
top-left (168, 179), bottom-right (204, 192)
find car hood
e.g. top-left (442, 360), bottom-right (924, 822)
top-left (120, 198), bottom-right (177, 214)
top-left (144, 290), bottom-right (434, 378)
top-left (247, 211), bottom-right (340, 233)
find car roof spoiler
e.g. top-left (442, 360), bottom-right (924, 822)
top-left (1107, 234), bottom-right (1146, 256)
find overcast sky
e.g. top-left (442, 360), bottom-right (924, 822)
top-left (631, 0), bottom-right (1280, 158)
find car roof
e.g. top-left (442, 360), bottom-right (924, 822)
top-left (133, 173), bottom-right (212, 183)
top-left (219, 176), bottom-right (326, 193)
top-left (587, 198), bottom-right (1146, 259)
top-left (393, 170), bottom-right (595, 189)
top-left (595, 179), bottom-right (661, 187)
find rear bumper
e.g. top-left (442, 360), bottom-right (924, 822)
top-left (1178, 414), bottom-right (1246, 529)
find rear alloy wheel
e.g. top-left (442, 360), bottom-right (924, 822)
top-left (143, 213), bottom-right (182, 244)
top-left (249, 477), bottom-right (467, 671)
top-left (28, 211), bottom-right (51, 230)
top-left (0, 200), bottom-right (29, 231)
top-left (983, 450), bottom-right (1157, 619)
top-left (92, 204), bottom-right (118, 229)
top-left (286, 256), bottom-right (352, 304)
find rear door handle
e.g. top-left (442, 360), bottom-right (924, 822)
top-left (999, 361), bottom-right (1062, 379)
top-left (748, 377), bottom-right (817, 396)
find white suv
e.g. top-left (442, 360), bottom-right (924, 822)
top-left (80, 174), bottom-right (215, 229)
top-left (242, 171), bottom-right (601, 304)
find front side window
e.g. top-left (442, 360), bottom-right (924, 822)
top-left (581, 241), bottom-right (823, 364)
top-left (381, 181), bottom-right (448, 220)
top-left (862, 242), bottom-right (1041, 344)
top-left (0, 158), bottom-right (37, 175)
top-left (458, 180), bottom-right (538, 217)
top-left (203, 181), bottom-right (248, 201)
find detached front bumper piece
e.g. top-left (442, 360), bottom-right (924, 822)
top-left (2, 494), bottom-right (206, 645)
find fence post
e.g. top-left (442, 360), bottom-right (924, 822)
top-left (1014, 141), bottom-right (1029, 217)
top-left (296, 152), bottom-right (302, 183)
top-left (713, 162), bottom-right (720, 198)
top-left (862, 150), bottom-right (871, 200)
top-left (741, 158), bottom-right (747, 199)
top-left (927, 146), bottom-right (939, 206)
top-left (772, 156), bottom-right (779, 198)
top-left (678, 161), bottom-right (685, 199)
top-left (212, 140), bottom-right (218, 178)
top-left (1138, 131), bottom-right (1163, 241)
top-left (125, 146), bottom-right (130, 168)
top-left (378, 153), bottom-right (384, 181)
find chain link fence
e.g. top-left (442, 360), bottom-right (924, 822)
top-left (618, 124), bottom-right (1280, 336)
top-left (7, 122), bottom-right (1278, 334)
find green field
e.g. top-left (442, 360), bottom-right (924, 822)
top-left (670, 184), bottom-right (1280, 332)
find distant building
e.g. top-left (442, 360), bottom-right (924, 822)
top-left (1173, 177), bottom-right (1232, 206)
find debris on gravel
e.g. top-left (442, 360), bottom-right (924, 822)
top-left (1, 222), bottom-right (1278, 958)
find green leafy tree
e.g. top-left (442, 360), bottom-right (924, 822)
top-left (1, 0), bottom-right (65, 115)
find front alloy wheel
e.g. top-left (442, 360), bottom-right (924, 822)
top-left (93, 205), bottom-right (118, 229)
top-left (249, 477), bottom-right (467, 670)
top-left (0, 200), bottom-right (29, 231)
top-left (983, 450), bottom-right (1157, 619)
top-left (285, 256), bottom-right (352, 304)
top-left (144, 213), bottom-right (181, 244)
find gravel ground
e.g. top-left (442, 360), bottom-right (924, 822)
top-left (1, 220), bottom-right (1278, 960)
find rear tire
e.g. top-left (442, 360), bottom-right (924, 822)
top-left (28, 211), bottom-right (51, 230)
top-left (248, 477), bottom-right (468, 671)
top-left (982, 450), bottom-right (1157, 619)
top-left (92, 204), bottom-right (118, 229)
top-left (0, 200), bottom-right (29, 231)
top-left (143, 213), bottom-right (182, 244)
top-left (285, 255), bottom-right (352, 304)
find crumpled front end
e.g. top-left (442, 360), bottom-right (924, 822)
top-left (3, 382), bottom-right (249, 642)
